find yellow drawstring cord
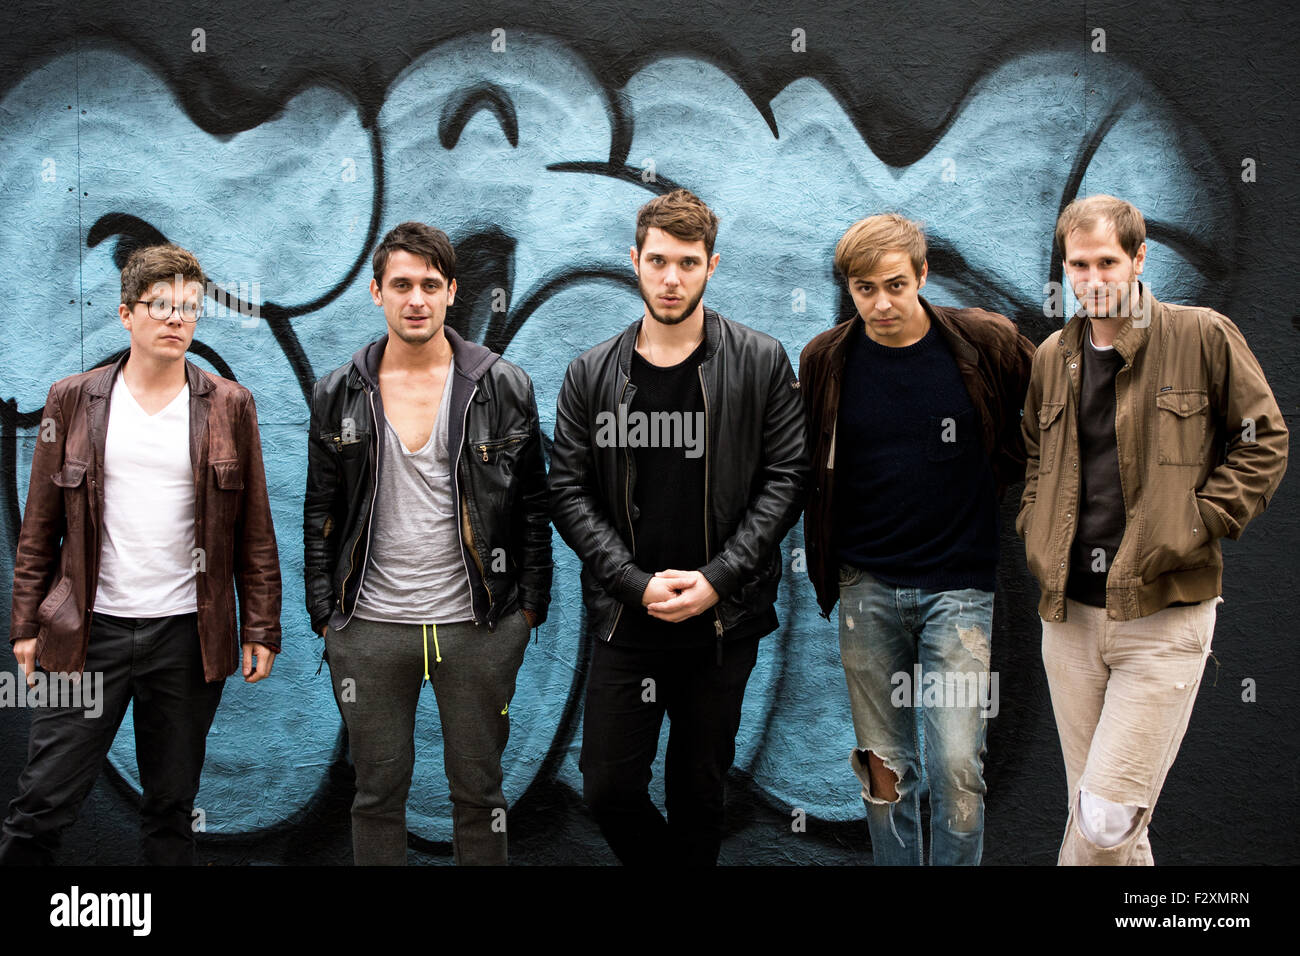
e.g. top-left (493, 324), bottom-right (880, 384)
top-left (422, 622), bottom-right (442, 683)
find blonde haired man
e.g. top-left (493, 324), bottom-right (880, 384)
top-left (801, 213), bottom-right (1034, 865)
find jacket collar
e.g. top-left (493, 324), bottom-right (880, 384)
top-left (617, 306), bottom-right (722, 376)
top-left (350, 325), bottom-right (499, 388)
top-left (1058, 282), bottom-right (1156, 362)
top-left (85, 351), bottom-right (215, 397)
top-left (923, 296), bottom-right (979, 365)
top-left (84, 351), bottom-right (213, 480)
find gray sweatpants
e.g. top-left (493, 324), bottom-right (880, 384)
top-left (324, 610), bottom-right (530, 865)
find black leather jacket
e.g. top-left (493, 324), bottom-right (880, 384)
top-left (549, 307), bottom-right (809, 650)
top-left (303, 328), bottom-right (552, 635)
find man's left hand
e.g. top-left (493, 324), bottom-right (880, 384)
top-left (243, 642), bottom-right (277, 683)
top-left (647, 569), bottom-right (720, 622)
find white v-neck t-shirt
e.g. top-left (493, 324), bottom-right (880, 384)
top-left (93, 372), bottom-right (198, 617)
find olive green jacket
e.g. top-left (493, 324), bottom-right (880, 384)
top-left (1017, 284), bottom-right (1287, 622)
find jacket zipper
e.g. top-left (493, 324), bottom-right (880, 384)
top-left (605, 376), bottom-right (634, 642)
top-left (462, 495), bottom-right (495, 620)
top-left (340, 386), bottom-right (381, 624)
top-left (471, 433), bottom-right (518, 616)
top-left (1106, 359), bottom-right (1135, 616)
top-left (453, 383), bottom-right (486, 625)
top-left (698, 365), bottom-right (725, 661)
top-left (1057, 348), bottom-right (1083, 612)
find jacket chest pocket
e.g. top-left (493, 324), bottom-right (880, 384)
top-left (1156, 389), bottom-right (1210, 466)
top-left (466, 434), bottom-right (530, 532)
top-left (471, 434), bottom-right (527, 471)
top-left (210, 459), bottom-right (244, 528)
top-left (321, 428), bottom-right (369, 460)
top-left (1036, 401), bottom-right (1066, 475)
top-left (50, 459), bottom-right (89, 531)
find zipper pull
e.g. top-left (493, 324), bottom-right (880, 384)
top-left (479, 444), bottom-right (489, 462)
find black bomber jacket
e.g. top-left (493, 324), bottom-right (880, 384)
top-left (548, 307), bottom-right (809, 652)
top-left (303, 327), bottom-right (552, 635)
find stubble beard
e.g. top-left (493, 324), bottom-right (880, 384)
top-left (639, 278), bottom-right (706, 327)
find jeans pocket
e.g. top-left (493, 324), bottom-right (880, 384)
top-left (1168, 601), bottom-right (1214, 655)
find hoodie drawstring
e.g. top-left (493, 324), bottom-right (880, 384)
top-left (422, 622), bottom-right (442, 684)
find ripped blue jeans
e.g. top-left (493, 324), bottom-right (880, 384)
top-left (837, 565), bottom-right (993, 866)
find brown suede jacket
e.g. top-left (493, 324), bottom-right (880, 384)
top-left (9, 354), bottom-right (282, 681)
top-left (1017, 285), bottom-right (1288, 622)
top-left (799, 298), bottom-right (1036, 616)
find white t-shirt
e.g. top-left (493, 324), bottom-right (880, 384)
top-left (93, 372), bottom-right (198, 617)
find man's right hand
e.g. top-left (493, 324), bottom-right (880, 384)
top-left (12, 638), bottom-right (37, 687)
top-left (642, 576), bottom-right (679, 608)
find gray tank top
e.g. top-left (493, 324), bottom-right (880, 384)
top-left (353, 363), bottom-right (476, 623)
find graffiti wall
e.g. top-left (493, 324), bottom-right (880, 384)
top-left (0, 0), bottom-right (1294, 865)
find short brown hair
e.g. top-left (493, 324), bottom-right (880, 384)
top-left (635, 189), bottom-right (720, 257)
top-left (372, 221), bottom-right (457, 284)
top-left (120, 244), bottom-right (205, 306)
top-left (1055, 194), bottom-right (1146, 258)
top-left (834, 214), bottom-right (927, 280)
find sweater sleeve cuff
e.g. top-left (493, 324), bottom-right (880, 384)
top-left (617, 567), bottom-right (654, 607)
top-left (699, 556), bottom-right (741, 601)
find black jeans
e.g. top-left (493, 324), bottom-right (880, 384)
top-left (0, 612), bottom-right (224, 865)
top-left (580, 633), bottom-right (760, 865)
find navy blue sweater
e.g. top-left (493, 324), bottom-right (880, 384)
top-left (832, 319), bottom-right (999, 592)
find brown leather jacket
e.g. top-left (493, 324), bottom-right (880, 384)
top-left (799, 298), bottom-right (1036, 616)
top-left (9, 354), bottom-right (282, 681)
top-left (1017, 285), bottom-right (1288, 622)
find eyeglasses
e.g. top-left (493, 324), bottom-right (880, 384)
top-left (134, 299), bottom-right (203, 323)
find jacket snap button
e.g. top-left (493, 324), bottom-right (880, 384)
top-left (1070, 363), bottom-right (1078, 370)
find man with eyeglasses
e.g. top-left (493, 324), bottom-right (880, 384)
top-left (1, 243), bottom-right (282, 865)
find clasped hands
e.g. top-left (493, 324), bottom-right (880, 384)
top-left (641, 569), bottom-right (719, 622)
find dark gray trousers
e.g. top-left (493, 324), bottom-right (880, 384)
top-left (0, 611), bottom-right (224, 865)
top-left (324, 611), bottom-right (530, 865)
